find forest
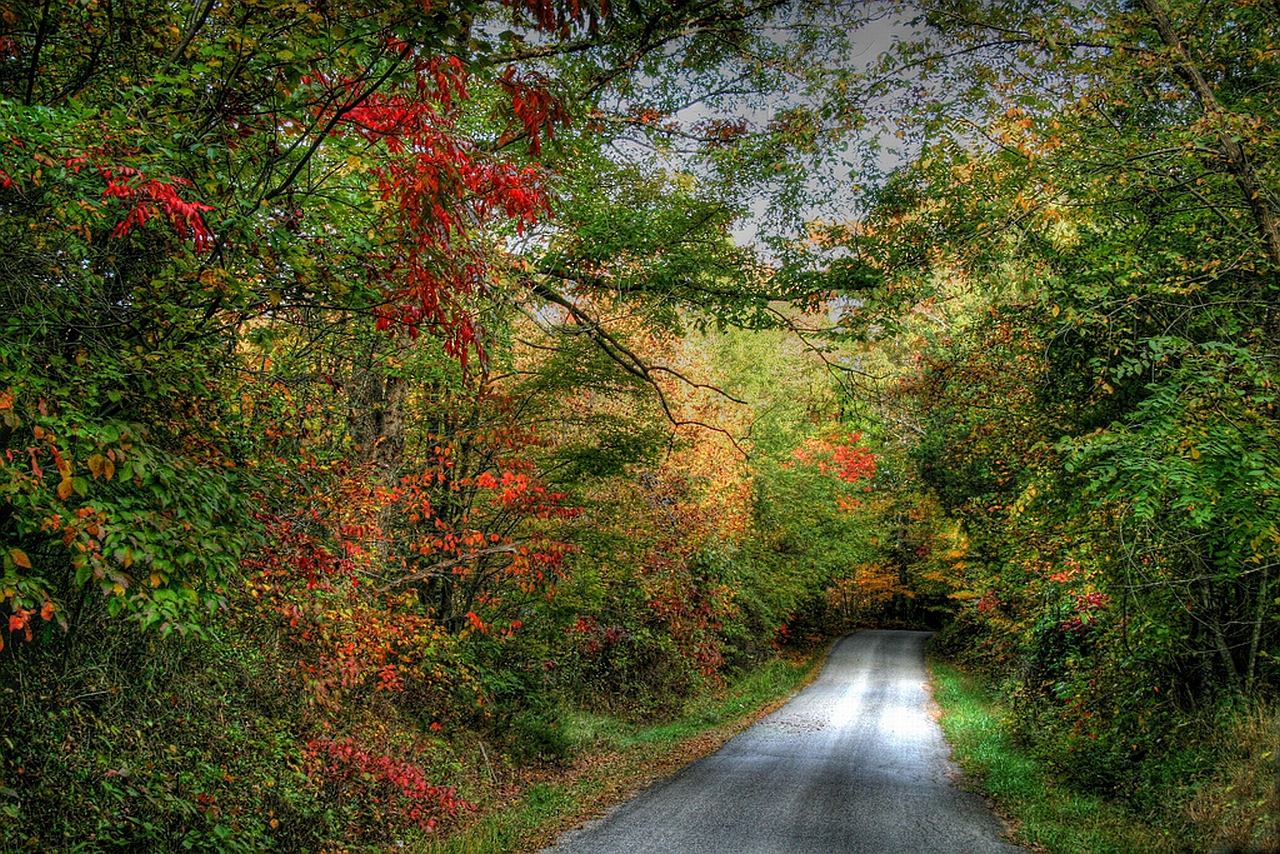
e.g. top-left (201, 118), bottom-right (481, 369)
top-left (0, 0), bottom-right (1277, 851)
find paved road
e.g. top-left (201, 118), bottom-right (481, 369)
top-left (540, 630), bottom-right (1026, 854)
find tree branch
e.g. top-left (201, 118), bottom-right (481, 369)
top-left (379, 544), bottom-right (521, 593)
top-left (522, 278), bottom-right (750, 454)
top-left (1139, 0), bottom-right (1280, 269)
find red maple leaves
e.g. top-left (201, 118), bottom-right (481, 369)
top-left (788, 432), bottom-right (877, 485)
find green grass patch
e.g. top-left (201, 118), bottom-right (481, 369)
top-left (416, 650), bottom-right (824, 854)
top-left (928, 660), bottom-right (1185, 854)
top-left (636, 653), bottom-right (820, 743)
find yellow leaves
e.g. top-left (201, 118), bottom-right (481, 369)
top-left (57, 478), bottom-right (75, 500)
top-left (87, 454), bottom-right (115, 481)
top-left (9, 549), bottom-right (31, 569)
top-left (198, 267), bottom-right (229, 290)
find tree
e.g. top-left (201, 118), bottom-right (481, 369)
top-left (807, 0), bottom-right (1280, 829)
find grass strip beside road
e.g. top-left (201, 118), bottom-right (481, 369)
top-left (928, 660), bottom-right (1181, 854)
top-left (419, 649), bottom-right (827, 854)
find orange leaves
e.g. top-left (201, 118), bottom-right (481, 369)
top-left (786, 433), bottom-right (877, 526)
top-left (835, 494), bottom-right (864, 513)
top-left (376, 664), bottom-right (405, 692)
top-left (86, 453), bottom-right (115, 481)
top-left (825, 564), bottom-right (904, 628)
top-left (3, 599), bottom-right (57, 648)
top-left (789, 431), bottom-right (877, 485)
top-left (833, 441), bottom-right (877, 484)
top-left (470, 466), bottom-right (580, 520)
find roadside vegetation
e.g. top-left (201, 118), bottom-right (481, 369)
top-left (421, 651), bottom-right (824, 854)
top-left (931, 657), bottom-right (1278, 853)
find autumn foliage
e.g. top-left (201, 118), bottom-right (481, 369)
top-left (22, 0), bottom-right (1277, 849)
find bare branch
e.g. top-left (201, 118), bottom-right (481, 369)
top-left (378, 544), bottom-right (521, 593)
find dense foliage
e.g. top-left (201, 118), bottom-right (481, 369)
top-left (0, 0), bottom-right (907, 850)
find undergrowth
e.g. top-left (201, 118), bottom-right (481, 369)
top-left (929, 658), bottom-right (1280, 854)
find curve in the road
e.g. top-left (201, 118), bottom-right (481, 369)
top-left (539, 630), bottom-right (1026, 854)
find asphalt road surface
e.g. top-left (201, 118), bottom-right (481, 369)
top-left (539, 630), bottom-right (1026, 854)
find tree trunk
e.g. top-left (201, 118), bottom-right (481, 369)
top-left (1139, 0), bottom-right (1280, 270)
top-left (1247, 565), bottom-right (1270, 688)
top-left (347, 338), bottom-right (407, 484)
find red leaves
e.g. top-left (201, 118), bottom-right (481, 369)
top-left (101, 167), bottom-right (215, 252)
top-left (244, 507), bottom-right (356, 592)
top-left (831, 441), bottom-right (877, 484)
top-left (319, 61), bottom-right (553, 359)
top-left (498, 67), bottom-right (569, 155)
top-left (502, 0), bottom-right (610, 34)
top-left (1, 136), bottom-right (217, 253)
top-left (1063, 591), bottom-right (1111, 634)
top-left (472, 466), bottom-right (579, 519)
top-left (304, 735), bottom-right (467, 834)
top-left (788, 432), bottom-right (877, 486)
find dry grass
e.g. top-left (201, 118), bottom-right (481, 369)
top-left (1189, 703), bottom-right (1280, 854)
